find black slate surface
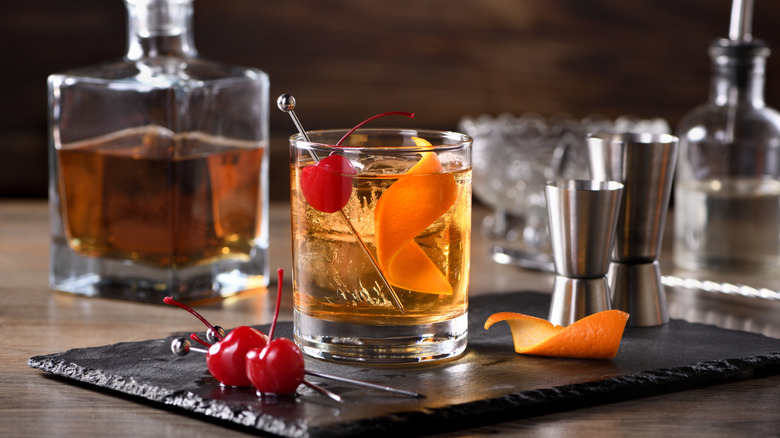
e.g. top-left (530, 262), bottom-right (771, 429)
top-left (28, 292), bottom-right (780, 438)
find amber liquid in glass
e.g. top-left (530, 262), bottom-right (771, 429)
top-left (291, 162), bottom-right (471, 326)
top-left (57, 126), bottom-right (264, 268)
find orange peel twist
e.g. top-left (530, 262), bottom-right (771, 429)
top-left (484, 310), bottom-right (630, 359)
top-left (375, 139), bottom-right (457, 294)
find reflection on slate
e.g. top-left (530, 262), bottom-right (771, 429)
top-left (28, 292), bottom-right (780, 438)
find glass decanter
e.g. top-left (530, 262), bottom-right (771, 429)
top-left (674, 29), bottom-right (780, 273)
top-left (48, 0), bottom-right (270, 303)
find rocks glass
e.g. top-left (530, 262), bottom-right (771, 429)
top-left (289, 128), bottom-right (472, 363)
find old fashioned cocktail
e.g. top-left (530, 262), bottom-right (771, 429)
top-left (290, 128), bottom-right (472, 363)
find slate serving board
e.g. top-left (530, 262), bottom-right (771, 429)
top-left (29, 292), bottom-right (780, 438)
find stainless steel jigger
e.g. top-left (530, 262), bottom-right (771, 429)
top-left (545, 180), bottom-right (624, 327)
top-left (587, 133), bottom-right (679, 327)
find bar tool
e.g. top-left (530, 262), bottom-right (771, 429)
top-left (588, 133), bottom-right (679, 327)
top-left (545, 179), bottom-right (624, 326)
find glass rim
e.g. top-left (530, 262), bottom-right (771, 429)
top-left (290, 128), bottom-right (472, 154)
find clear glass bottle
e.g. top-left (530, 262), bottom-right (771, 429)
top-left (674, 37), bottom-right (780, 273)
top-left (48, 0), bottom-right (270, 303)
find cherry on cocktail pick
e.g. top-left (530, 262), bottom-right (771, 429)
top-left (298, 111), bottom-right (414, 213)
top-left (170, 337), bottom-right (422, 400)
top-left (276, 94), bottom-right (409, 315)
top-left (206, 325), bottom-right (269, 387)
top-left (278, 94), bottom-right (414, 214)
top-left (245, 269), bottom-right (306, 395)
top-left (278, 94), bottom-right (354, 213)
top-left (164, 297), bottom-right (268, 387)
top-left (168, 276), bottom-right (423, 400)
top-left (299, 154), bottom-right (357, 213)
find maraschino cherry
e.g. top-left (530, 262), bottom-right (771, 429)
top-left (168, 272), bottom-right (424, 400)
top-left (245, 268), bottom-right (305, 395)
top-left (300, 154), bottom-right (356, 213)
top-left (164, 297), bottom-right (267, 387)
top-left (206, 326), bottom-right (268, 387)
top-left (297, 110), bottom-right (415, 213)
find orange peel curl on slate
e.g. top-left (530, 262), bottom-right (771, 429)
top-left (484, 310), bottom-right (630, 359)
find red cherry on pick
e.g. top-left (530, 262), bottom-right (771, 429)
top-left (206, 326), bottom-right (269, 388)
top-left (300, 154), bottom-right (356, 213)
top-left (246, 269), bottom-right (306, 395)
top-left (246, 339), bottom-right (305, 395)
top-left (164, 296), bottom-right (269, 388)
top-left (299, 111), bottom-right (415, 214)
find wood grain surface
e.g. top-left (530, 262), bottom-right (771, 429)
top-left (4, 0), bottom-right (780, 199)
top-left (2, 200), bottom-right (779, 437)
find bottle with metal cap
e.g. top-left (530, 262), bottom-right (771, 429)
top-left (674, 0), bottom-right (780, 273)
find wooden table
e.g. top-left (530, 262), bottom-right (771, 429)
top-left (2, 200), bottom-right (778, 437)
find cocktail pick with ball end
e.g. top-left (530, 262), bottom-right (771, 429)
top-left (171, 337), bottom-right (342, 403)
top-left (166, 271), bottom-right (424, 401)
top-left (170, 337), bottom-right (423, 399)
top-left (277, 94), bottom-right (405, 314)
top-left (277, 94), bottom-right (310, 142)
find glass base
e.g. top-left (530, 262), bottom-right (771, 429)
top-left (293, 311), bottom-right (468, 364)
top-left (49, 236), bottom-right (269, 304)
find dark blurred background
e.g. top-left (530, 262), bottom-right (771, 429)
top-left (3, 0), bottom-right (780, 201)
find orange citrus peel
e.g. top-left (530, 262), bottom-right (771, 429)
top-left (484, 310), bottom-right (630, 359)
top-left (374, 137), bottom-right (457, 294)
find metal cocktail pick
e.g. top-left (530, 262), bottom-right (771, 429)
top-left (277, 94), bottom-right (310, 142)
top-left (170, 337), bottom-right (424, 401)
top-left (277, 94), bottom-right (405, 314)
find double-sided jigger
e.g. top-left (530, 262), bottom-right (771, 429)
top-left (587, 133), bottom-right (679, 327)
top-left (545, 180), bottom-right (624, 327)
